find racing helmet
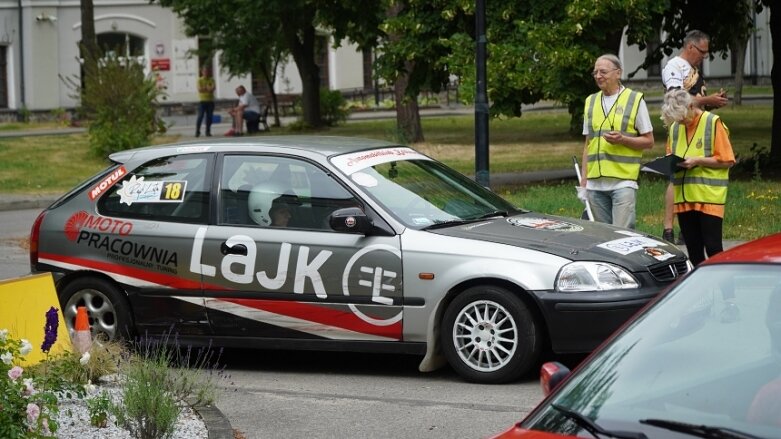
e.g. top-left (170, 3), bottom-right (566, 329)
top-left (247, 183), bottom-right (283, 226)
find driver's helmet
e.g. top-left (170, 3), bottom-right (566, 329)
top-left (248, 183), bottom-right (284, 226)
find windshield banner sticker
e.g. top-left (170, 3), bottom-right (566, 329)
top-left (117, 175), bottom-right (187, 205)
top-left (507, 217), bottom-right (584, 232)
top-left (331, 147), bottom-right (430, 175)
top-left (599, 237), bottom-right (666, 255)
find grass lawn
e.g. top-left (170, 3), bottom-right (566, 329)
top-left (0, 101), bottom-right (778, 240)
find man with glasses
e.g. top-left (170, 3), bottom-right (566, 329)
top-left (660, 30), bottom-right (728, 245)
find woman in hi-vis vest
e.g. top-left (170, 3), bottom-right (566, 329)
top-left (581, 54), bottom-right (654, 229)
top-left (661, 89), bottom-right (735, 266)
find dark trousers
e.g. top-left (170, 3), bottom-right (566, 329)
top-left (677, 210), bottom-right (724, 266)
top-left (196, 101), bottom-right (215, 135)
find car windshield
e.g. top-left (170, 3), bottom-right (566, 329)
top-left (330, 148), bottom-right (521, 229)
top-left (524, 264), bottom-right (781, 438)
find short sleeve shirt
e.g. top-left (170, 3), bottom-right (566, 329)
top-left (662, 56), bottom-right (706, 96)
top-left (239, 93), bottom-right (261, 114)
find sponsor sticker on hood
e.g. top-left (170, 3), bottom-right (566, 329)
top-left (598, 236), bottom-right (666, 255)
top-left (507, 217), bottom-right (584, 232)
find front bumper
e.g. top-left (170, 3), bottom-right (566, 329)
top-left (531, 285), bottom-right (662, 353)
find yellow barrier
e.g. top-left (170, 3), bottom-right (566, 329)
top-left (0, 273), bottom-right (71, 364)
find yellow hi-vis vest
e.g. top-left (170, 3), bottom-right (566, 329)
top-left (585, 88), bottom-right (644, 180)
top-left (670, 111), bottom-right (729, 205)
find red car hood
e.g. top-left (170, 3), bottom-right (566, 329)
top-left (489, 425), bottom-right (577, 439)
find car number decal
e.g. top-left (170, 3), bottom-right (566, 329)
top-left (116, 175), bottom-right (187, 205)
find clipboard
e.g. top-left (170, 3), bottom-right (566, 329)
top-left (641, 155), bottom-right (684, 177)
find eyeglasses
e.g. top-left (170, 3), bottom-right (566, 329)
top-left (592, 68), bottom-right (619, 77)
top-left (691, 44), bottom-right (709, 55)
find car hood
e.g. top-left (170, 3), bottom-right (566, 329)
top-left (429, 212), bottom-right (685, 272)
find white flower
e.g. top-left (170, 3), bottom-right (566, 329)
top-left (79, 352), bottom-right (91, 365)
top-left (84, 380), bottom-right (97, 395)
top-left (19, 339), bottom-right (32, 356)
top-left (0, 329), bottom-right (7, 342)
top-left (1, 351), bottom-right (12, 364)
top-left (23, 377), bottom-right (35, 395)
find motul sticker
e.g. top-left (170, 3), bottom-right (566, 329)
top-left (89, 166), bottom-right (127, 200)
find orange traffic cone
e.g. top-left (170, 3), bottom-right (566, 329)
top-left (72, 306), bottom-right (92, 354)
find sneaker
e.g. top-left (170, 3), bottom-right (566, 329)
top-left (195, 132), bottom-right (200, 137)
top-left (662, 228), bottom-right (674, 243)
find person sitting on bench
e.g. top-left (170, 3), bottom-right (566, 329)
top-left (227, 85), bottom-right (261, 136)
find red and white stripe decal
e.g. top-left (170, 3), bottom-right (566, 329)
top-left (38, 252), bottom-right (201, 289)
top-left (181, 297), bottom-right (403, 341)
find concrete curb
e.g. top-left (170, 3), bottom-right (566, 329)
top-left (193, 403), bottom-right (233, 439)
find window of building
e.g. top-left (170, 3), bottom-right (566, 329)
top-left (98, 32), bottom-right (145, 60)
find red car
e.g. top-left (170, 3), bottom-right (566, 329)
top-left (492, 233), bottom-right (781, 438)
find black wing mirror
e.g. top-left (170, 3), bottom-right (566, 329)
top-left (329, 207), bottom-right (373, 234)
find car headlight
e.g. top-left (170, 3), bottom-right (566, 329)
top-left (556, 261), bottom-right (639, 292)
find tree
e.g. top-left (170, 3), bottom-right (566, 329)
top-left (765, 0), bottom-right (781, 163)
top-left (79, 0), bottom-right (98, 89)
top-left (157, 0), bottom-right (383, 128)
top-left (375, 1), bottom-right (472, 142)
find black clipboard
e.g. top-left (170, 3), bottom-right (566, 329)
top-left (641, 155), bottom-right (684, 177)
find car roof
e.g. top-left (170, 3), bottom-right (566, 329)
top-left (108, 135), bottom-right (401, 164)
top-left (702, 232), bottom-right (781, 265)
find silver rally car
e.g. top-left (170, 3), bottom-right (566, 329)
top-left (30, 136), bottom-right (690, 383)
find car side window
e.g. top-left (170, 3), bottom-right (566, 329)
top-left (219, 155), bottom-right (358, 230)
top-left (98, 154), bottom-right (212, 224)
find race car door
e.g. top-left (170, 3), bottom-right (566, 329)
top-left (193, 154), bottom-right (404, 343)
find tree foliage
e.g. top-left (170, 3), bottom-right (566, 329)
top-left (156, 0), bottom-right (384, 129)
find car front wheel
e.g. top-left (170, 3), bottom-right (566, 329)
top-left (59, 277), bottom-right (133, 342)
top-left (441, 285), bottom-right (541, 384)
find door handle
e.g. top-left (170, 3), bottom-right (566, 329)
top-left (221, 242), bottom-right (247, 256)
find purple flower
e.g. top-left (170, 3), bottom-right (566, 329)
top-left (26, 403), bottom-right (40, 424)
top-left (41, 306), bottom-right (59, 353)
top-left (8, 365), bottom-right (23, 380)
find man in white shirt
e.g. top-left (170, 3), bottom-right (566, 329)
top-left (228, 85), bottom-right (261, 136)
top-left (660, 30), bottom-right (728, 244)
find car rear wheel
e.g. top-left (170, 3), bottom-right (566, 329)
top-left (59, 277), bottom-right (133, 342)
top-left (441, 285), bottom-right (541, 384)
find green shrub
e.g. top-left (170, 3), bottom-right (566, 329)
top-left (68, 54), bottom-right (167, 157)
top-left (320, 88), bottom-right (348, 126)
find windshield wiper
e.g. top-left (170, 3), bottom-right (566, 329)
top-left (421, 219), bottom-right (473, 230)
top-left (639, 418), bottom-right (761, 439)
top-left (551, 404), bottom-right (647, 439)
top-left (476, 210), bottom-right (508, 219)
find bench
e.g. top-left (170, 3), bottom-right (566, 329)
top-left (246, 105), bottom-right (270, 133)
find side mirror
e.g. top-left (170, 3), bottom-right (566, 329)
top-left (540, 361), bottom-right (570, 396)
top-left (329, 207), bottom-right (373, 234)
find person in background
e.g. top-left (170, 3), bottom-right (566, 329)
top-left (227, 85), bottom-right (261, 136)
top-left (195, 66), bottom-right (215, 137)
top-left (661, 89), bottom-right (734, 266)
top-left (661, 29), bottom-right (728, 244)
top-left (580, 54), bottom-right (655, 229)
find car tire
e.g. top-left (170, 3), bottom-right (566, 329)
top-left (441, 285), bottom-right (541, 384)
top-left (59, 277), bottom-right (134, 342)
